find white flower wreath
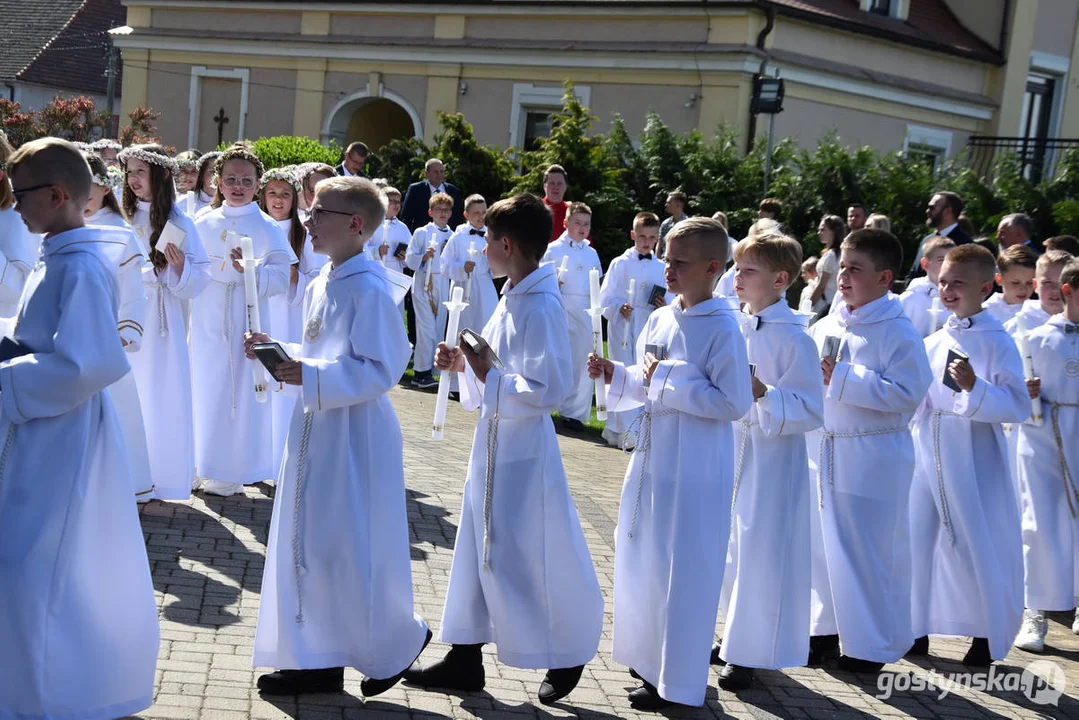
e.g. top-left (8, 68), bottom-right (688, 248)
top-left (117, 146), bottom-right (180, 179)
top-left (91, 165), bottom-right (124, 190)
top-left (259, 167), bottom-right (303, 194)
top-left (89, 139), bottom-right (122, 151)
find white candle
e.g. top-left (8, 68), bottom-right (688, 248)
top-left (928, 296), bottom-right (943, 333)
top-left (465, 240), bottom-right (476, 303)
top-left (379, 224), bottom-right (388, 264)
top-left (558, 255), bottom-right (568, 281)
top-left (425, 238), bottom-right (439, 293)
top-left (186, 190), bottom-right (196, 217)
top-left (432, 285), bottom-right (469, 440)
top-left (623, 278), bottom-right (637, 349)
top-left (588, 267), bottom-right (608, 421)
top-left (240, 236), bottom-right (268, 404)
top-left (1015, 313), bottom-right (1043, 426)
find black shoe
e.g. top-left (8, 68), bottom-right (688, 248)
top-left (562, 418), bottom-right (585, 431)
top-left (628, 681), bottom-right (670, 710)
top-left (257, 667), bottom-right (344, 695)
top-left (717, 663), bottom-right (754, 691)
top-left (710, 642), bottom-right (725, 666)
top-left (628, 667), bottom-right (641, 680)
top-left (807, 634), bottom-right (840, 667)
top-left (402, 643), bottom-right (485, 692)
top-left (413, 372), bottom-right (438, 390)
top-left (538, 664), bottom-right (584, 705)
top-left (906, 635), bottom-right (930, 657)
top-left (448, 391), bottom-right (460, 402)
top-left (962, 637), bottom-right (992, 667)
top-left (361, 627), bottom-right (433, 697)
top-left (837, 655), bottom-right (885, 674)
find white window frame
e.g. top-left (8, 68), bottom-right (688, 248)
top-left (860, 0), bottom-right (906, 19)
top-left (903, 124), bottom-right (952, 172)
top-left (509, 83), bottom-right (591, 149)
top-left (1029, 52), bottom-right (1070, 141)
top-left (188, 66), bottom-right (250, 150)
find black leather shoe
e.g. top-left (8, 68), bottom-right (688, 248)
top-left (361, 627), bottom-right (433, 697)
top-left (807, 634), bottom-right (840, 666)
top-left (562, 418), bottom-right (585, 431)
top-left (628, 681), bottom-right (670, 710)
top-left (906, 635), bottom-right (930, 657)
top-left (717, 663), bottom-right (754, 691)
top-left (962, 637), bottom-right (992, 667)
top-left (710, 642), bottom-right (725, 666)
top-left (402, 643), bottom-right (485, 692)
top-left (257, 667), bottom-right (344, 695)
top-left (628, 667), bottom-right (641, 681)
top-left (538, 664), bottom-right (584, 705)
top-left (837, 655), bottom-right (885, 674)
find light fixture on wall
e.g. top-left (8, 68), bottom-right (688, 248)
top-left (460, 81), bottom-right (468, 96)
top-left (685, 92), bottom-right (699, 108)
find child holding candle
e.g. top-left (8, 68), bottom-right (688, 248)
top-left (1011, 252), bottom-right (1079, 652)
top-left (899, 235), bottom-right (955, 338)
top-left (191, 144), bottom-right (295, 496)
top-left (598, 212), bottom-right (667, 446)
top-left (542, 202), bottom-right (602, 431)
top-left (907, 244), bottom-right (1028, 667)
top-left (245, 176), bottom-right (430, 696)
top-left (983, 244), bottom-right (1038, 325)
top-left (410, 194), bottom-right (602, 705)
top-left (406, 192), bottom-right (454, 390)
top-left (588, 218), bottom-right (753, 709)
top-left (442, 194), bottom-right (498, 338)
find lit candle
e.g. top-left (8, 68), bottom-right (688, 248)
top-left (432, 285), bottom-right (469, 440)
top-left (623, 278), bottom-right (637, 349)
top-left (588, 267), bottom-right (608, 421)
top-left (240, 236), bottom-right (268, 404)
top-left (1015, 313), bottom-right (1043, 426)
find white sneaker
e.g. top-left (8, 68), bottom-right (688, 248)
top-left (1072, 609), bottom-right (1079, 635)
top-left (198, 479), bottom-right (246, 497)
top-left (601, 428), bottom-right (621, 447)
top-left (1014, 609), bottom-right (1047, 652)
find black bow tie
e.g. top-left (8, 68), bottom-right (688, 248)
top-left (437, 227), bottom-right (450, 233)
top-left (470, 228), bottom-right (485, 236)
top-left (638, 253), bottom-right (652, 261)
top-left (1064, 324), bottom-right (1079, 335)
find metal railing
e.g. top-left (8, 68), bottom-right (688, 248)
top-left (966, 136), bottom-right (1079, 183)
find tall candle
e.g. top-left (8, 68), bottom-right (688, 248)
top-left (240, 236), bottom-right (268, 403)
top-left (465, 240), bottom-right (477, 303)
top-left (588, 267), bottom-right (608, 421)
top-left (186, 190), bottom-right (196, 217)
top-left (432, 285), bottom-right (469, 440)
top-left (623, 278), bottom-right (637, 349)
top-left (1015, 313), bottom-right (1043, 426)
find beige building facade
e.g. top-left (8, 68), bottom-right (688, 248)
top-left (115, 0), bottom-right (1079, 173)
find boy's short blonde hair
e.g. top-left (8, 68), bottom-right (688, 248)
top-left (464, 193), bottom-right (487, 211)
top-left (429, 192), bottom-right (453, 210)
top-left (1037, 249), bottom-right (1074, 275)
top-left (922, 234), bottom-right (956, 258)
top-left (1060, 258), bottom-right (1079, 289)
top-left (733, 231), bottom-right (803, 289)
top-left (315, 176), bottom-right (387, 241)
top-left (942, 243), bottom-right (996, 282)
top-left (996, 243), bottom-right (1038, 274)
top-left (865, 213), bottom-right (892, 233)
top-left (7, 137), bottom-right (92, 206)
top-left (633, 211), bottom-right (660, 230)
top-left (666, 216), bottom-right (728, 263)
top-left (567, 201), bottom-right (592, 217)
top-left (382, 186), bottom-right (401, 201)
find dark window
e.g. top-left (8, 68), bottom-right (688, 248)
top-left (523, 110), bottom-right (553, 151)
top-left (868, 0), bottom-right (893, 15)
top-left (1018, 74), bottom-right (1056, 180)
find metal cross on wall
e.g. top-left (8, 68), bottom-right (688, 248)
top-left (214, 107), bottom-right (229, 146)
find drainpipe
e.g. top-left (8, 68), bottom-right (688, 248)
top-left (999, 0), bottom-right (1011, 54)
top-left (746, 3), bottom-right (777, 152)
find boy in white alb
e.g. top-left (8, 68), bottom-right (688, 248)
top-left (408, 194), bottom-right (603, 706)
top-left (0, 138), bottom-right (158, 720)
top-left (0, 133), bottom-right (40, 333)
top-left (1012, 253), bottom-right (1079, 652)
top-left (442, 194), bottom-right (498, 339)
top-left (191, 144), bottom-right (295, 496)
top-left (899, 234), bottom-right (954, 338)
top-left (1004, 250), bottom-right (1071, 339)
top-left (983, 244), bottom-right (1037, 325)
top-left (598, 212), bottom-right (667, 446)
top-left (247, 176), bottom-right (429, 697)
top-left (809, 229), bottom-right (932, 673)
top-left (542, 202), bottom-right (602, 430)
top-left (716, 232), bottom-right (824, 690)
top-left (907, 244), bottom-right (1028, 667)
top-left (406, 192), bottom-right (454, 389)
top-left (371, 187), bottom-right (409, 318)
top-left (589, 218), bottom-right (753, 709)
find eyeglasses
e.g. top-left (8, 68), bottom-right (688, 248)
top-left (307, 207), bottom-right (355, 225)
top-left (221, 176), bottom-right (256, 188)
top-left (11, 183), bottom-right (53, 203)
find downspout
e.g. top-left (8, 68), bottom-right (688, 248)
top-left (746, 3), bottom-right (777, 152)
top-left (999, 0), bottom-right (1011, 55)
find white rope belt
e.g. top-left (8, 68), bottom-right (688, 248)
top-left (482, 375), bottom-right (504, 570)
top-left (623, 406), bottom-right (679, 538)
top-left (292, 411), bottom-right (314, 624)
top-left (730, 416), bottom-right (755, 511)
top-left (144, 279), bottom-right (168, 337)
top-left (930, 410), bottom-right (960, 545)
top-left (1049, 400), bottom-right (1079, 518)
top-left (213, 280), bottom-right (239, 417)
top-left (817, 426), bottom-right (907, 509)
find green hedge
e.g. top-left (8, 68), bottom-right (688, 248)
top-left (242, 83), bottom-right (1079, 269)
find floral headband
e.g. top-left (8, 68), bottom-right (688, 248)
top-left (90, 139), bottom-right (122, 151)
top-left (260, 167), bottom-right (302, 194)
top-left (91, 165), bottom-right (124, 190)
top-left (214, 145), bottom-right (264, 182)
top-left (175, 156), bottom-right (199, 170)
top-left (117, 146), bottom-right (180, 179)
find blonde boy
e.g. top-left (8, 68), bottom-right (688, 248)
top-left (900, 234), bottom-right (955, 337)
top-left (406, 192), bottom-right (454, 388)
top-left (442, 194), bottom-right (498, 337)
top-left (984, 244), bottom-right (1037, 324)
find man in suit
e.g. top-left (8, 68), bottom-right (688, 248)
top-left (907, 190), bottom-right (972, 280)
top-left (997, 212), bottom-right (1042, 254)
top-left (401, 159), bottom-right (464, 232)
top-left (336, 141), bottom-right (369, 178)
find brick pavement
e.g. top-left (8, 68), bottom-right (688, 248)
top-left (133, 387), bottom-right (1079, 720)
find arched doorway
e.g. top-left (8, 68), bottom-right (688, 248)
top-left (322, 91), bottom-right (423, 150)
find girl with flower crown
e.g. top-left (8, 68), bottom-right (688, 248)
top-left (83, 151), bottom-right (157, 502)
top-left (188, 151), bottom-right (221, 217)
top-left (191, 143), bottom-right (295, 497)
top-left (0, 131), bottom-right (41, 332)
top-left (120, 143), bottom-right (212, 501)
top-left (258, 166), bottom-right (325, 472)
